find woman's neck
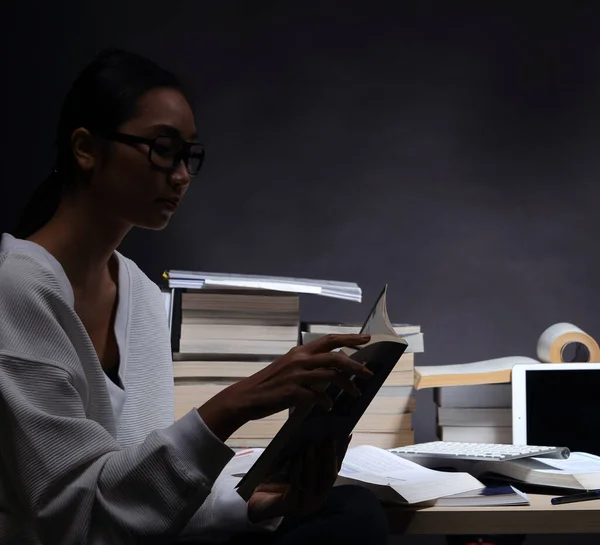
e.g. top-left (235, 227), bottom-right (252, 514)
top-left (28, 196), bottom-right (131, 292)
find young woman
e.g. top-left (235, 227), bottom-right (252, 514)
top-left (0, 49), bottom-right (390, 544)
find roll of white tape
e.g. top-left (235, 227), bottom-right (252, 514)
top-left (536, 322), bottom-right (600, 363)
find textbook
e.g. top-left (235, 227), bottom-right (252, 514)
top-left (414, 356), bottom-right (539, 389)
top-left (475, 452), bottom-right (600, 491)
top-left (236, 286), bottom-right (408, 500)
top-left (162, 270), bottom-right (362, 301)
top-left (336, 445), bottom-right (483, 504)
top-left (396, 451), bottom-right (600, 491)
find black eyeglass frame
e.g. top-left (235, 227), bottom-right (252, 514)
top-left (100, 131), bottom-right (205, 176)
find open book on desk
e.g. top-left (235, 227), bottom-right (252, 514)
top-left (480, 452), bottom-right (600, 491)
top-left (336, 445), bottom-right (483, 504)
top-left (228, 446), bottom-right (526, 506)
top-left (396, 451), bottom-right (600, 492)
top-left (414, 356), bottom-right (538, 389)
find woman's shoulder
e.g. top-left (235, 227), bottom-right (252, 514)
top-left (0, 233), bottom-right (68, 301)
top-left (0, 234), bottom-right (85, 371)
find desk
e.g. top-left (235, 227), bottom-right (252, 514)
top-left (386, 494), bottom-right (600, 535)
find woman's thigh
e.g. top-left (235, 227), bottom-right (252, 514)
top-left (268, 485), bottom-right (389, 545)
top-left (176, 485), bottom-right (389, 545)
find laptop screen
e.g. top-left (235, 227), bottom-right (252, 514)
top-left (525, 368), bottom-right (600, 455)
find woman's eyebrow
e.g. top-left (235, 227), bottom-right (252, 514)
top-left (147, 124), bottom-right (180, 136)
top-left (147, 124), bottom-right (198, 141)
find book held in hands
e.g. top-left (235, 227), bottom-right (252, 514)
top-left (236, 286), bottom-right (410, 500)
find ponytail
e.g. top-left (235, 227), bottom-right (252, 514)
top-left (13, 169), bottom-right (64, 239)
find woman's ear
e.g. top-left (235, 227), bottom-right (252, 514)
top-left (71, 127), bottom-right (97, 173)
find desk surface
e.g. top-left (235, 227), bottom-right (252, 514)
top-left (386, 494), bottom-right (600, 535)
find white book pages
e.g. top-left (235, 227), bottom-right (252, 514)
top-left (528, 452), bottom-right (600, 474)
top-left (434, 384), bottom-right (512, 408)
top-left (302, 331), bottom-right (423, 353)
top-left (421, 357), bottom-right (539, 377)
top-left (439, 426), bottom-right (513, 443)
top-left (166, 270), bottom-right (362, 301)
top-left (338, 445), bottom-right (482, 504)
top-left (308, 324), bottom-right (420, 335)
top-left (437, 407), bottom-right (512, 427)
top-left (473, 452), bottom-right (600, 490)
top-left (415, 356), bottom-right (540, 389)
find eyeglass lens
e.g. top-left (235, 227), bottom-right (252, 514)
top-left (151, 136), bottom-right (204, 176)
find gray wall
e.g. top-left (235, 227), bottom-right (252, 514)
top-left (2, 2), bottom-right (600, 542)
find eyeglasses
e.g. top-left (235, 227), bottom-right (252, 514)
top-left (100, 132), bottom-right (205, 176)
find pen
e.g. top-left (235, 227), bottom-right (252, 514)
top-left (551, 490), bottom-right (600, 505)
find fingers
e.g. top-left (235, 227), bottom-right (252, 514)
top-left (293, 386), bottom-right (333, 410)
top-left (304, 334), bottom-right (370, 354)
top-left (302, 351), bottom-right (373, 378)
top-left (229, 336), bottom-right (372, 425)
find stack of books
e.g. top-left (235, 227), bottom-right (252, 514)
top-left (173, 289), bottom-right (301, 448)
top-left (177, 289), bottom-right (300, 357)
top-left (162, 270), bottom-right (363, 448)
top-left (434, 384), bottom-right (512, 443)
top-left (413, 356), bottom-right (534, 443)
top-left (300, 322), bottom-right (424, 449)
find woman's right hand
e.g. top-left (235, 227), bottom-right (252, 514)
top-left (197, 334), bottom-right (372, 442)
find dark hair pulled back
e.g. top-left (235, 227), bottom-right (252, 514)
top-left (14, 49), bottom-right (184, 239)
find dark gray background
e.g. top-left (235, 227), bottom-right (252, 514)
top-left (2, 2), bottom-right (599, 542)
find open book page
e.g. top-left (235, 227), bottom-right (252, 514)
top-left (469, 451), bottom-right (600, 490)
top-left (341, 286), bottom-right (403, 357)
top-left (414, 356), bottom-right (539, 389)
top-left (338, 445), bottom-right (482, 504)
top-left (360, 285), bottom-right (396, 337)
top-left (418, 357), bottom-right (539, 377)
top-left (526, 452), bottom-right (600, 474)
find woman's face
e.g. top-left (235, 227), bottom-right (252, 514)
top-left (87, 87), bottom-right (197, 230)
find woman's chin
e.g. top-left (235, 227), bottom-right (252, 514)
top-left (136, 213), bottom-right (173, 231)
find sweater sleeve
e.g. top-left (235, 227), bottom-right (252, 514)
top-left (0, 253), bottom-right (235, 544)
top-left (138, 269), bottom-right (284, 541)
top-left (180, 466), bottom-right (283, 543)
top-left (0, 355), bottom-right (234, 545)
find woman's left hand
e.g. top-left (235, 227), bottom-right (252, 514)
top-left (247, 435), bottom-right (351, 523)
